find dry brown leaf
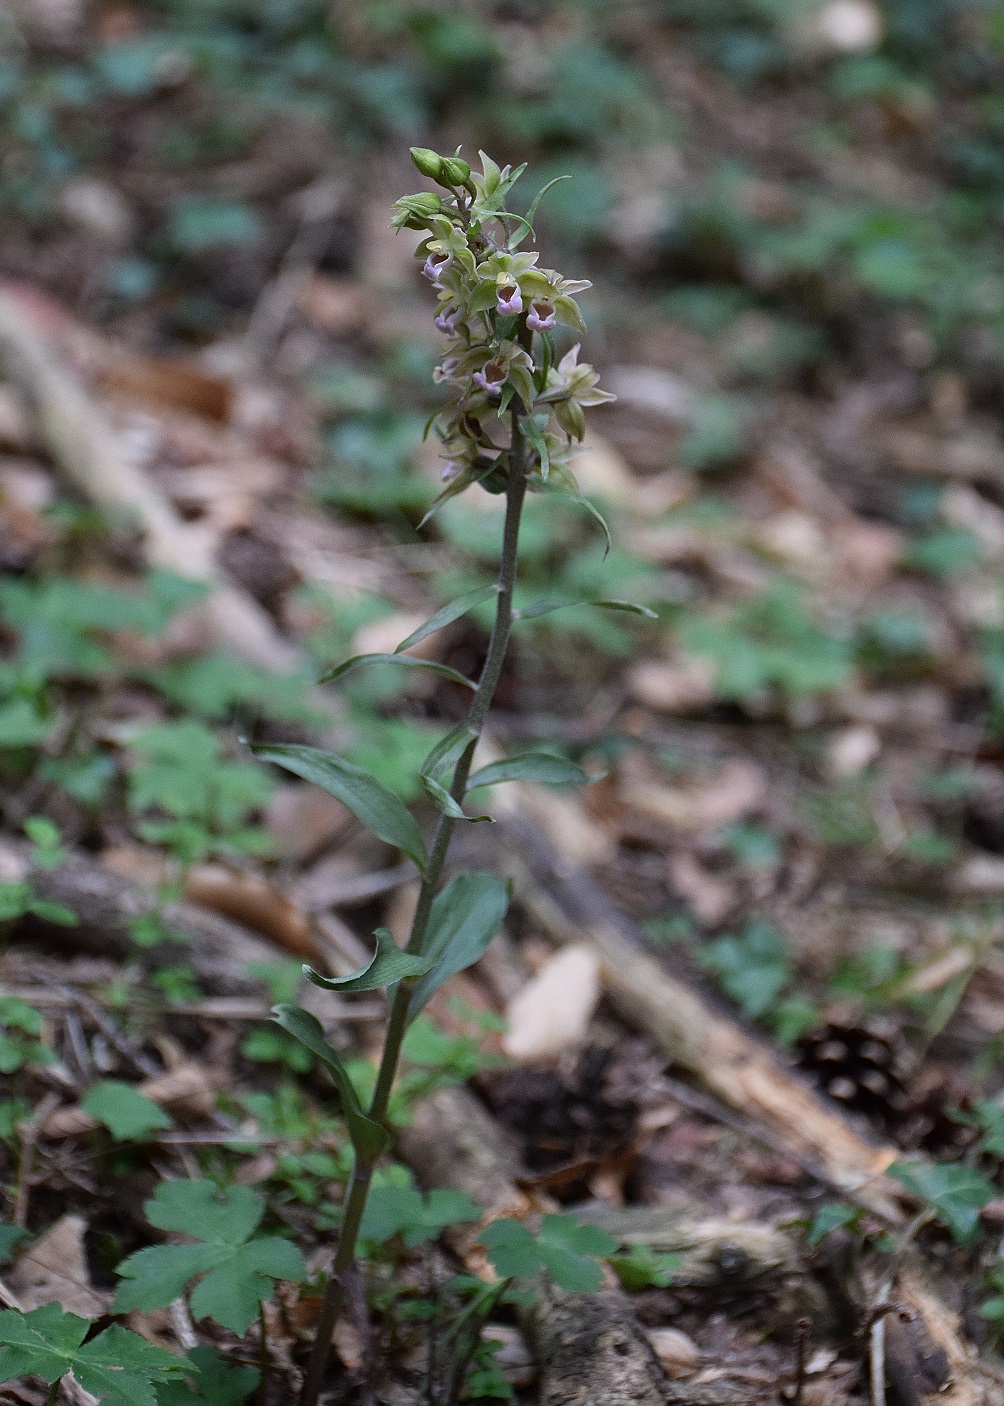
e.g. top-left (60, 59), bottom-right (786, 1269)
top-left (667, 852), bottom-right (734, 927)
top-left (332, 1318), bottom-right (365, 1372)
top-left (827, 725), bottom-right (881, 778)
top-left (570, 434), bottom-right (637, 506)
top-left (265, 783), bottom-right (352, 864)
top-left (646, 1327), bottom-right (700, 1378)
top-left (626, 655), bottom-right (715, 714)
top-left (8, 1215), bottom-right (109, 1317)
top-left (297, 274), bottom-right (372, 335)
top-left (184, 864), bottom-right (315, 958)
top-left (622, 759), bottom-right (766, 833)
top-left (503, 946), bottom-right (600, 1062)
top-left (98, 355), bottom-right (233, 423)
top-left (138, 1062), bottom-right (218, 1118)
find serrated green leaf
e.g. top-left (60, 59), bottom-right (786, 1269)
top-left (409, 872), bottom-right (509, 1018)
top-left (320, 653), bottom-right (475, 690)
top-left (251, 744), bottom-right (427, 872)
top-left (395, 586), bottom-right (501, 653)
top-left (144, 1179), bottom-right (263, 1244)
top-left (888, 1160), bottom-right (994, 1242)
top-left (304, 927), bottom-right (435, 992)
top-left (113, 1243), bottom-right (226, 1315)
top-left (359, 1185), bottom-right (481, 1247)
top-left (478, 1220), bottom-right (541, 1280)
top-left (271, 1005), bottom-right (390, 1159)
top-left (156, 1344), bottom-right (259, 1406)
top-left (0, 1306), bottom-right (184, 1405)
top-left (82, 1080), bottom-right (173, 1141)
top-left (188, 1238), bottom-right (306, 1335)
top-left (466, 752), bottom-right (592, 791)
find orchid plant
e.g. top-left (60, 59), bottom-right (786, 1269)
top-left (253, 147), bottom-right (639, 1406)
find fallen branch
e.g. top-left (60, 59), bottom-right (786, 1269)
top-left (0, 284), bottom-right (301, 675)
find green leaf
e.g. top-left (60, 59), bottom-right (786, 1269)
top-left (304, 927), bottom-right (435, 992)
top-left (420, 725), bottom-right (476, 782)
top-left (466, 753), bottom-right (592, 791)
top-left (409, 872), bottom-right (509, 1018)
top-left (113, 1180), bottom-right (307, 1336)
top-left (807, 1202), bottom-right (864, 1246)
top-left (82, 1080), bottom-right (173, 1141)
top-left (320, 653), bottom-right (475, 690)
top-left (698, 919), bottom-right (791, 1021)
top-left (394, 586), bottom-right (501, 653)
top-left (270, 1006), bottom-right (390, 1159)
top-left (359, 1185), bottom-right (481, 1247)
top-left (513, 596), bottom-right (652, 623)
top-left (251, 744), bottom-right (427, 873)
top-left (155, 1345), bottom-right (259, 1406)
top-left (0, 1305), bottom-right (185, 1404)
top-left (479, 1214), bottom-right (617, 1292)
top-left (888, 1160), bottom-right (994, 1243)
top-left (520, 415), bottom-right (550, 482)
top-left (420, 772), bottom-right (493, 822)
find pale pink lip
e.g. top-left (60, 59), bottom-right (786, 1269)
top-left (527, 300), bottom-right (556, 331)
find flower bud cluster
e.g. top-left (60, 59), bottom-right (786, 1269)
top-left (392, 148), bottom-right (614, 502)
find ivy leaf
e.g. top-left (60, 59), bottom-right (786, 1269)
top-left (304, 927), bottom-right (435, 992)
top-left (319, 653), bottom-right (475, 690)
top-left (409, 872), bottom-right (509, 1019)
top-left (394, 586), bottom-right (501, 653)
top-left (270, 1006), bottom-right (390, 1159)
top-left (479, 1214), bottom-right (618, 1292)
top-left (359, 1185), bottom-right (481, 1247)
top-left (888, 1160), bottom-right (995, 1243)
top-left (82, 1080), bottom-right (173, 1141)
top-left (251, 744), bottom-right (427, 873)
top-left (0, 1305), bottom-right (185, 1406)
top-left (466, 752), bottom-right (592, 790)
top-left (112, 1180), bottom-right (307, 1335)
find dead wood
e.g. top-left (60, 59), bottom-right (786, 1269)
top-left (0, 286), bottom-right (301, 674)
top-left (481, 811), bottom-right (901, 1216)
top-left (0, 835), bottom-right (291, 995)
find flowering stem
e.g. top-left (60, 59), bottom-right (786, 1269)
top-left (298, 415), bottom-right (529, 1406)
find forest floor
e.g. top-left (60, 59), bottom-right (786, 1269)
top-left (5, 3), bottom-right (1004, 1403)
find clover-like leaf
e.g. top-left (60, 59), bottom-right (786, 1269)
top-left (112, 1179), bottom-right (307, 1335)
top-left (304, 927), bottom-right (435, 992)
top-left (251, 744), bottom-right (427, 872)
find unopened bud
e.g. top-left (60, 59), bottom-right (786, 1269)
top-left (391, 191), bottom-right (443, 230)
top-left (410, 147), bottom-right (446, 181)
top-left (441, 156), bottom-right (472, 188)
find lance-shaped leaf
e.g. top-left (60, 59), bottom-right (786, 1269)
top-left (547, 464), bottom-right (611, 558)
top-left (466, 752), bottom-right (593, 791)
top-left (420, 724), bottom-right (477, 783)
top-left (514, 597), bottom-right (657, 623)
top-left (320, 653), bottom-right (475, 690)
top-left (421, 772), bottom-right (493, 823)
top-left (409, 872), bottom-right (509, 1018)
top-left (271, 1005), bottom-right (390, 1159)
top-left (304, 927), bottom-right (435, 992)
top-left (395, 585), bottom-right (501, 653)
top-left (252, 744), bottom-right (427, 873)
